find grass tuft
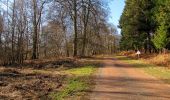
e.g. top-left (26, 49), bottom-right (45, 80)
top-left (51, 77), bottom-right (87, 100)
top-left (65, 66), bottom-right (96, 76)
top-left (50, 66), bottom-right (96, 100)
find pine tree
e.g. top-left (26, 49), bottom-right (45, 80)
top-left (152, 0), bottom-right (170, 50)
top-left (152, 23), bottom-right (169, 50)
top-left (119, 0), bottom-right (155, 51)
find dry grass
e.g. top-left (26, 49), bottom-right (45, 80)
top-left (119, 50), bottom-right (135, 56)
top-left (145, 54), bottom-right (170, 67)
top-left (0, 68), bottom-right (65, 99)
top-left (119, 51), bottom-right (170, 68)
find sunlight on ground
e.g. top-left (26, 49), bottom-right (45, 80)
top-left (116, 56), bottom-right (170, 84)
top-left (65, 66), bottom-right (96, 76)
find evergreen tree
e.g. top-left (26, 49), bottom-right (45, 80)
top-left (152, 0), bottom-right (170, 50)
top-left (119, 0), bottom-right (155, 51)
top-left (152, 23), bottom-right (169, 50)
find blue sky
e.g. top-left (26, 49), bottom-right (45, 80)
top-left (109, 0), bottom-right (125, 34)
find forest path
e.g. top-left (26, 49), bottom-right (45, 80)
top-left (90, 57), bottom-right (170, 100)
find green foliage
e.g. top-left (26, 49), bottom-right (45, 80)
top-left (152, 23), bottom-right (169, 49)
top-left (151, 0), bottom-right (170, 50)
top-left (119, 0), bottom-right (155, 50)
top-left (119, 0), bottom-right (170, 51)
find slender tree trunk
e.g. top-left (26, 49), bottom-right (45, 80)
top-left (73, 0), bottom-right (78, 57)
top-left (32, 0), bottom-right (38, 59)
top-left (113, 37), bottom-right (116, 53)
top-left (0, 16), bottom-right (2, 49)
top-left (0, 32), bottom-right (1, 48)
top-left (11, 0), bottom-right (16, 63)
top-left (5, 0), bottom-right (9, 64)
top-left (82, 0), bottom-right (90, 56)
top-left (37, 19), bottom-right (41, 58)
top-left (25, 20), bottom-right (29, 60)
top-left (26, 35), bottom-right (29, 60)
top-left (44, 34), bottom-right (47, 57)
top-left (147, 32), bottom-right (152, 53)
top-left (63, 26), bottom-right (69, 57)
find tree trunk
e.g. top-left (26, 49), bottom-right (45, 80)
top-left (32, 0), bottom-right (38, 59)
top-left (147, 32), bottom-right (152, 53)
top-left (81, 0), bottom-right (90, 56)
top-left (11, 0), bottom-right (16, 63)
top-left (73, 0), bottom-right (78, 57)
top-left (0, 16), bottom-right (2, 49)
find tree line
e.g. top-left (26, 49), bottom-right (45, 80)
top-left (0, 0), bottom-right (118, 65)
top-left (119, 0), bottom-right (170, 53)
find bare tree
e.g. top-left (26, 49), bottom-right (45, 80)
top-left (0, 0), bottom-right (119, 65)
top-left (32, 0), bottom-right (46, 59)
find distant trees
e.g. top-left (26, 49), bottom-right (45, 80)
top-left (47, 0), bottom-right (119, 56)
top-left (119, 0), bottom-right (170, 53)
top-left (0, 0), bottom-right (119, 65)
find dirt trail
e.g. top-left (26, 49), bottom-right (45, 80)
top-left (90, 57), bottom-right (170, 100)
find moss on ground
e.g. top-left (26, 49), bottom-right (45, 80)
top-left (50, 66), bottom-right (96, 100)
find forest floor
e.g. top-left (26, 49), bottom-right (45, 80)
top-left (90, 56), bottom-right (170, 100)
top-left (0, 58), bottom-right (100, 100)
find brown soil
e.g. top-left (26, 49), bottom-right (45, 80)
top-left (0, 68), bottom-right (65, 100)
top-left (0, 58), bottom-right (78, 100)
top-left (0, 58), bottom-right (99, 100)
top-left (90, 57), bottom-right (170, 100)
